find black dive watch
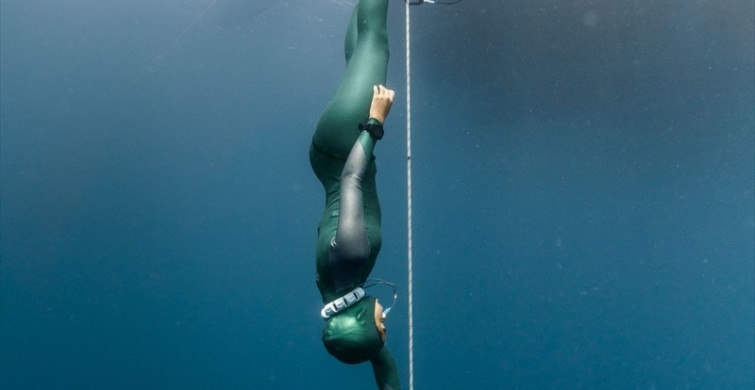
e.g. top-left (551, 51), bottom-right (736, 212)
top-left (359, 119), bottom-right (384, 140)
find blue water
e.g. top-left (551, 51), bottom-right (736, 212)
top-left (1, 0), bottom-right (753, 389)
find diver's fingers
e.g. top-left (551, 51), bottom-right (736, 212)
top-left (385, 88), bottom-right (395, 101)
top-left (373, 84), bottom-right (395, 101)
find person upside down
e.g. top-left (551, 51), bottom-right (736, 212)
top-left (309, 0), bottom-right (400, 389)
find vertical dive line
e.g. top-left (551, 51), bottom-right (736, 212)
top-left (405, 2), bottom-right (414, 390)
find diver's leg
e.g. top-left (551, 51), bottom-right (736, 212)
top-left (345, 5), bottom-right (358, 62)
top-left (312, 0), bottom-right (389, 159)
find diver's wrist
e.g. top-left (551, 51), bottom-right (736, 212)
top-left (359, 119), bottom-right (384, 140)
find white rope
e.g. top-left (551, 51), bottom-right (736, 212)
top-left (405, 2), bottom-right (414, 390)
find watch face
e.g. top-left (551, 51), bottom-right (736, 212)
top-left (370, 124), bottom-right (384, 139)
top-left (360, 122), bottom-right (384, 139)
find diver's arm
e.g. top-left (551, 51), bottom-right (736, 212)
top-left (332, 129), bottom-right (377, 265)
top-left (370, 347), bottom-right (401, 390)
top-left (332, 85), bottom-right (394, 265)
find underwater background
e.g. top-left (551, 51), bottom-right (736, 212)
top-left (1, 0), bottom-right (753, 389)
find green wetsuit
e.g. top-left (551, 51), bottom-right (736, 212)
top-left (309, 1), bottom-right (400, 389)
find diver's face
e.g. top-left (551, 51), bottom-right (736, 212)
top-left (374, 300), bottom-right (387, 342)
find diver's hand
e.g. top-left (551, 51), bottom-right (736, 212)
top-left (368, 85), bottom-right (395, 124)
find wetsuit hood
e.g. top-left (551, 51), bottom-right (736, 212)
top-left (322, 296), bottom-right (383, 364)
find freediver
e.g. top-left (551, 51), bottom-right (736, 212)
top-left (309, 0), bottom-right (400, 389)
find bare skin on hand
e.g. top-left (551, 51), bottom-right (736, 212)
top-left (369, 84), bottom-right (395, 124)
